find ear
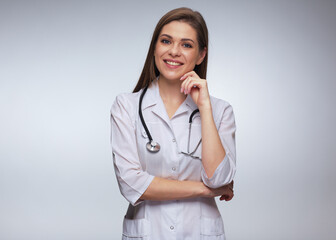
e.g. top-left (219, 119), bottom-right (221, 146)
top-left (196, 47), bottom-right (207, 65)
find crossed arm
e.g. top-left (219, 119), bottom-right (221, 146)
top-left (140, 177), bottom-right (234, 202)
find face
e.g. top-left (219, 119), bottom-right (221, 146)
top-left (154, 21), bottom-right (206, 83)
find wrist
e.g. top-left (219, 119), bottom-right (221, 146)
top-left (197, 182), bottom-right (210, 197)
top-left (199, 106), bottom-right (213, 121)
top-left (198, 101), bottom-right (212, 113)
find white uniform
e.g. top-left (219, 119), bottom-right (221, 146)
top-left (110, 79), bottom-right (236, 240)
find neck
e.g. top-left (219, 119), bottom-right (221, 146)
top-left (157, 76), bottom-right (187, 119)
top-left (158, 76), bottom-right (186, 104)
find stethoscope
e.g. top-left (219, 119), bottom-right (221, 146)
top-left (139, 85), bottom-right (201, 155)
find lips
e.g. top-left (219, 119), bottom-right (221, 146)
top-left (164, 59), bottom-right (183, 66)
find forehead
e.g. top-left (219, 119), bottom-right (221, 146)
top-left (160, 21), bottom-right (197, 40)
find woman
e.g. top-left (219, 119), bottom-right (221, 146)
top-left (111, 7), bottom-right (236, 240)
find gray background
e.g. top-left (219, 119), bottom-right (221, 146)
top-left (1, 0), bottom-right (335, 239)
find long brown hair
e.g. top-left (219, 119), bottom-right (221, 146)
top-left (133, 7), bottom-right (209, 92)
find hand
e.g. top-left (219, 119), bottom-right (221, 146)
top-left (202, 181), bottom-right (234, 201)
top-left (219, 181), bottom-right (234, 201)
top-left (180, 71), bottom-right (211, 109)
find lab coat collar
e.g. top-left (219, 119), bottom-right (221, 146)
top-left (144, 79), bottom-right (171, 125)
top-left (172, 94), bottom-right (198, 119)
top-left (139, 79), bottom-right (170, 125)
top-left (141, 78), bottom-right (198, 122)
top-left (185, 94), bottom-right (198, 111)
top-left (141, 79), bottom-right (159, 110)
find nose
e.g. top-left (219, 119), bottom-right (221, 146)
top-left (169, 43), bottom-right (181, 57)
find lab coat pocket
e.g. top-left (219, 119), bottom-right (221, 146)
top-left (122, 217), bottom-right (151, 240)
top-left (200, 216), bottom-right (225, 240)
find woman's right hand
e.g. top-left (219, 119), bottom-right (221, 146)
top-left (202, 181), bottom-right (234, 201)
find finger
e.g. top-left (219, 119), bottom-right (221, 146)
top-left (186, 78), bottom-right (205, 94)
top-left (180, 77), bottom-right (187, 93)
top-left (185, 78), bottom-right (198, 94)
top-left (180, 71), bottom-right (196, 81)
top-left (180, 71), bottom-right (199, 81)
top-left (227, 193), bottom-right (234, 201)
top-left (219, 194), bottom-right (229, 201)
top-left (182, 76), bottom-right (200, 94)
top-left (181, 76), bottom-right (192, 94)
top-left (222, 194), bottom-right (233, 202)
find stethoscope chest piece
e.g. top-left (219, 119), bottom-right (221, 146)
top-left (146, 141), bottom-right (160, 153)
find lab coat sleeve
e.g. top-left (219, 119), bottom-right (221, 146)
top-left (201, 104), bottom-right (236, 188)
top-left (110, 95), bottom-right (155, 206)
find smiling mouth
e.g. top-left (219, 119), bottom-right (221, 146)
top-left (164, 60), bottom-right (183, 66)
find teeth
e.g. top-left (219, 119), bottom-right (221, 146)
top-left (166, 61), bottom-right (182, 66)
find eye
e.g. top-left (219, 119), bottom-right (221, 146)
top-left (161, 39), bottom-right (171, 44)
top-left (183, 43), bottom-right (193, 48)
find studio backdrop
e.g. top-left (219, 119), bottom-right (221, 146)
top-left (0, 0), bottom-right (335, 239)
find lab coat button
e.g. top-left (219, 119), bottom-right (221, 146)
top-left (170, 226), bottom-right (174, 230)
top-left (172, 138), bottom-right (176, 142)
top-left (172, 167), bottom-right (176, 171)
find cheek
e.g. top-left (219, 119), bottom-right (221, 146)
top-left (154, 49), bottom-right (159, 62)
top-left (186, 52), bottom-right (200, 65)
top-left (154, 52), bottom-right (162, 71)
top-left (154, 49), bottom-right (160, 60)
top-left (154, 43), bottom-right (163, 54)
top-left (154, 46), bottom-right (167, 63)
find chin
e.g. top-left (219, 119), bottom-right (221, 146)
top-left (160, 74), bottom-right (181, 82)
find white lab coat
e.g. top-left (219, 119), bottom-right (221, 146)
top-left (110, 79), bottom-right (236, 240)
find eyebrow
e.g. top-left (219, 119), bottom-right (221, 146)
top-left (159, 34), bottom-right (195, 43)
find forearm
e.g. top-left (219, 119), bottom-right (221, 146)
top-left (140, 176), bottom-right (207, 201)
top-left (199, 105), bottom-right (226, 178)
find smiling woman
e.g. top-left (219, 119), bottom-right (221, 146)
top-left (154, 21), bottom-right (206, 87)
top-left (110, 7), bottom-right (236, 240)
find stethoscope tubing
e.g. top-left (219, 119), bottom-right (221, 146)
top-left (139, 86), bottom-right (153, 142)
top-left (139, 85), bottom-right (200, 154)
